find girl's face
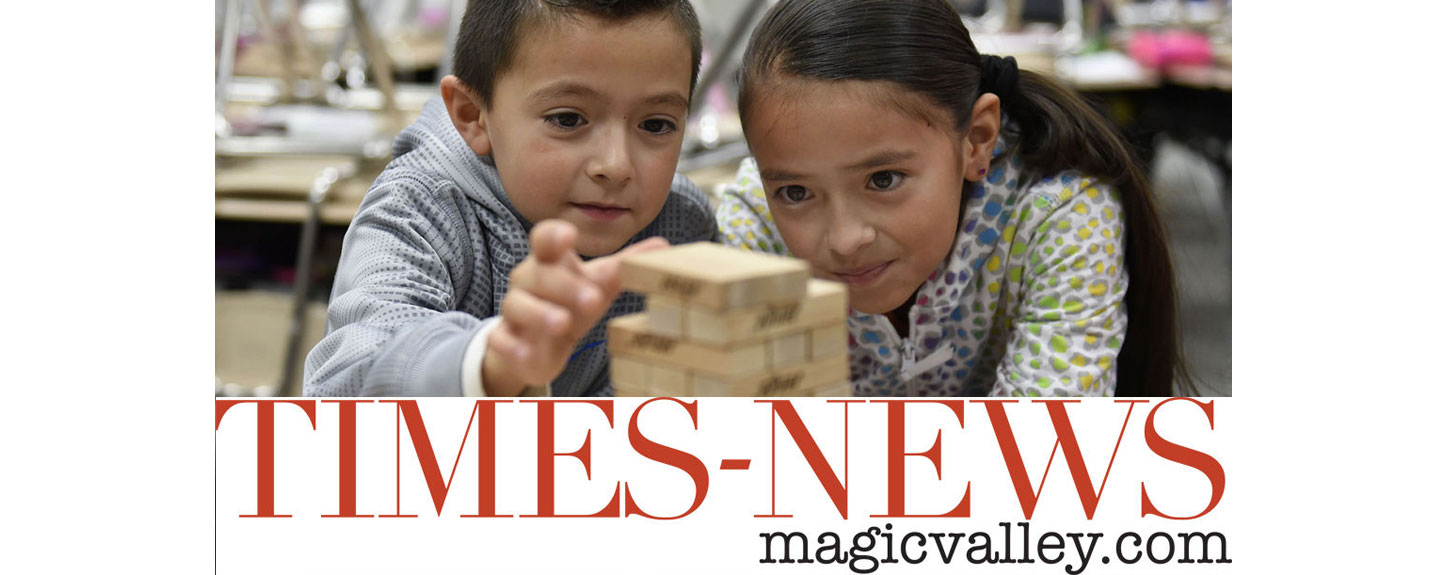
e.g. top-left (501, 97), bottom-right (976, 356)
top-left (744, 79), bottom-right (981, 315)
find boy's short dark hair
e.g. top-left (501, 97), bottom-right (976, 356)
top-left (452, 0), bottom-right (703, 106)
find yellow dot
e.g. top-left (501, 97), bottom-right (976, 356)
top-left (1073, 202), bottom-right (1089, 215)
top-left (1101, 228), bottom-right (1112, 239)
top-left (1060, 187), bottom-right (1073, 201)
top-left (1075, 318), bottom-right (1089, 328)
top-left (1079, 374), bottom-right (1094, 390)
top-left (1095, 261), bottom-right (1105, 274)
top-left (1072, 354), bottom-right (1088, 367)
top-left (1097, 356), bottom-right (1113, 371)
top-left (988, 281), bottom-right (1000, 294)
top-left (987, 255), bottom-right (1002, 272)
top-left (1108, 264), bottom-right (1117, 277)
top-left (1057, 220), bottom-right (1072, 231)
top-left (1003, 225), bottom-right (1016, 242)
top-left (1102, 207), bottom-right (1114, 221)
top-left (1073, 257), bottom-right (1087, 270)
top-left (1077, 228), bottom-right (1092, 240)
top-left (1090, 281), bottom-right (1108, 297)
top-left (1088, 244), bottom-right (1099, 255)
top-left (1085, 334), bottom-right (1099, 346)
top-left (745, 231), bottom-right (755, 240)
top-left (1086, 187), bottom-right (1100, 199)
top-left (1070, 277), bottom-right (1084, 289)
top-left (755, 204), bottom-right (767, 214)
top-left (1088, 219), bottom-right (1100, 228)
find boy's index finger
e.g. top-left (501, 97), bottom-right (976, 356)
top-left (529, 219), bottom-right (578, 264)
top-left (583, 236), bottom-right (671, 294)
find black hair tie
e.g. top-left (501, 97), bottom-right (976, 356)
top-left (979, 55), bottom-right (1020, 102)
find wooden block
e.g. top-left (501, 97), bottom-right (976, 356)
top-left (690, 353), bottom-right (848, 397)
top-left (610, 356), bottom-right (647, 397)
top-left (621, 242), bottom-right (810, 309)
top-left (608, 313), bottom-right (767, 377)
top-left (768, 331), bottom-right (809, 370)
top-left (646, 363), bottom-right (690, 396)
top-left (645, 295), bottom-right (684, 337)
top-left (687, 279), bottom-right (848, 346)
top-left (810, 322), bottom-right (848, 360)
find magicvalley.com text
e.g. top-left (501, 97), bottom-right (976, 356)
top-left (759, 521), bottom-right (1230, 573)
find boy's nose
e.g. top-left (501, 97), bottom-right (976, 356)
top-left (587, 127), bottom-right (633, 187)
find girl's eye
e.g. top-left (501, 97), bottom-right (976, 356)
top-left (639, 118), bottom-right (677, 135)
top-left (545, 112), bottom-right (586, 130)
top-left (868, 170), bottom-right (904, 191)
top-left (776, 185), bottom-right (810, 203)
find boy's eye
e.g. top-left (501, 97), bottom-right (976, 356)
top-left (639, 118), bottom-right (677, 135)
top-left (545, 112), bottom-right (587, 130)
top-left (776, 185), bottom-right (810, 203)
top-left (868, 170), bottom-right (904, 191)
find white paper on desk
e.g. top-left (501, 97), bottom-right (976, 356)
top-left (1056, 51), bottom-right (1155, 85)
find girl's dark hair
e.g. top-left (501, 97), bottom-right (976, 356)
top-left (738, 0), bottom-right (1184, 396)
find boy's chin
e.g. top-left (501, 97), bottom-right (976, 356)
top-left (572, 233), bottom-right (628, 259)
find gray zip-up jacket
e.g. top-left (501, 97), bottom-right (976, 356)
top-left (304, 99), bottom-right (717, 397)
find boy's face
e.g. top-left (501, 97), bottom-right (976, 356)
top-left (482, 14), bottom-right (692, 257)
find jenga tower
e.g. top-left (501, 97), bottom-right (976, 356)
top-left (610, 242), bottom-right (850, 397)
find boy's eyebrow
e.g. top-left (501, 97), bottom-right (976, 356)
top-left (530, 81), bottom-right (602, 104)
top-left (646, 92), bottom-right (690, 109)
top-left (844, 149), bottom-right (919, 171)
top-left (529, 82), bottom-right (688, 110)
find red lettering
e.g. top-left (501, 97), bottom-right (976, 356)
top-left (378, 400), bottom-right (486, 517)
top-left (624, 398), bottom-right (709, 520)
top-left (532, 400), bottom-right (620, 518)
top-left (757, 400), bottom-right (856, 519)
top-left (321, 400), bottom-right (374, 518)
top-left (873, 400), bottom-right (970, 518)
top-left (215, 400), bottom-right (317, 518)
top-left (1141, 398), bottom-right (1224, 519)
top-left (980, 400), bottom-right (1142, 520)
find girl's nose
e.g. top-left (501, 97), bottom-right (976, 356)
top-left (826, 202), bottom-right (876, 258)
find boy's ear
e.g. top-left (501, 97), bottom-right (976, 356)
top-left (441, 75), bottom-right (492, 157)
top-left (962, 93), bottom-right (1002, 181)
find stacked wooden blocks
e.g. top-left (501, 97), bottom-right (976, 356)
top-left (610, 242), bottom-right (850, 397)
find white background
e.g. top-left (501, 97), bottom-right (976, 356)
top-left (4, 0), bottom-right (1429, 573)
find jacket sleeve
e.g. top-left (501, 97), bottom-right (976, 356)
top-left (304, 176), bottom-right (492, 397)
top-left (992, 180), bottom-right (1129, 397)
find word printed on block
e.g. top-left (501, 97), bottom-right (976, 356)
top-left (620, 242), bottom-right (810, 310)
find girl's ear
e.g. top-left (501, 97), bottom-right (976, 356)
top-left (441, 75), bottom-right (493, 157)
top-left (962, 93), bottom-right (1002, 181)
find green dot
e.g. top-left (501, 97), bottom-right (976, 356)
top-left (1051, 358), bottom-right (1069, 371)
top-left (1030, 341), bottom-right (1041, 354)
top-left (1051, 335), bottom-right (1068, 353)
top-left (1010, 266), bottom-right (1023, 284)
top-left (1063, 300), bottom-right (1084, 314)
top-left (1108, 336), bottom-right (1122, 349)
top-left (1013, 353), bottom-right (1025, 366)
top-left (1030, 359), bottom-right (1042, 369)
top-left (1036, 376), bottom-right (1051, 388)
top-left (1011, 242), bottom-right (1028, 256)
top-left (1055, 237), bottom-right (1065, 246)
top-left (1041, 311), bottom-right (1060, 320)
top-left (1029, 325), bottom-right (1042, 336)
top-left (973, 317), bottom-right (986, 327)
top-left (1038, 296), bottom-right (1058, 309)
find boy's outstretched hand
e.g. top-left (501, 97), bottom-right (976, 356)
top-left (481, 219), bottom-right (668, 395)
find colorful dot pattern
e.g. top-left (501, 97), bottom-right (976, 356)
top-left (716, 142), bottom-right (1128, 397)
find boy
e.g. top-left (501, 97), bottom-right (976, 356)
top-left (304, 0), bottom-right (714, 397)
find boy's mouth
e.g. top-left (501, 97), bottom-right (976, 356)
top-left (831, 261), bottom-right (892, 288)
top-left (571, 202), bottom-right (630, 222)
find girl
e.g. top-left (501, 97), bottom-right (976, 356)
top-left (719, 0), bottom-right (1182, 396)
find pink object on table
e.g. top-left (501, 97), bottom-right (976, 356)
top-left (1127, 30), bottom-right (1213, 70)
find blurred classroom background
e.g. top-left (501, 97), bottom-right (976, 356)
top-left (214, 0), bottom-right (1232, 397)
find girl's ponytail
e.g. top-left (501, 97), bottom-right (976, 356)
top-left (985, 57), bottom-right (1185, 396)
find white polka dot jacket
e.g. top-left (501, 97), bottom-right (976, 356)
top-left (717, 143), bottom-right (1128, 397)
top-left (304, 98), bottom-right (718, 397)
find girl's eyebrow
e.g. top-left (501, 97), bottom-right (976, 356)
top-left (759, 168), bottom-right (805, 183)
top-left (845, 149), bottom-right (918, 171)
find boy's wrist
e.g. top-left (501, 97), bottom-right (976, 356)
top-left (461, 319), bottom-right (505, 397)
